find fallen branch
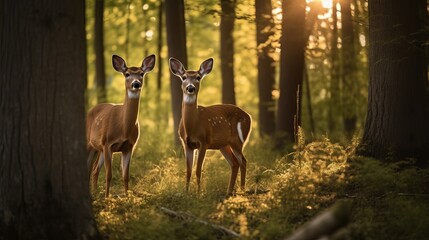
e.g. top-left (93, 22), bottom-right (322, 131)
top-left (285, 201), bottom-right (351, 240)
top-left (159, 207), bottom-right (241, 238)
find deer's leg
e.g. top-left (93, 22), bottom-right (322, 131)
top-left (103, 147), bottom-right (113, 197)
top-left (184, 145), bottom-right (195, 192)
top-left (231, 145), bottom-right (247, 191)
top-left (195, 145), bottom-right (207, 192)
top-left (91, 152), bottom-right (104, 192)
top-left (121, 150), bottom-right (132, 195)
top-left (220, 146), bottom-right (240, 196)
top-left (87, 149), bottom-right (98, 178)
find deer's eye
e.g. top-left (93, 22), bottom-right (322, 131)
top-left (196, 76), bottom-right (201, 81)
top-left (182, 76), bottom-right (187, 80)
top-left (140, 73), bottom-right (144, 77)
top-left (125, 73), bottom-right (130, 77)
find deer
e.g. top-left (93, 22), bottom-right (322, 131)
top-left (86, 54), bottom-right (155, 197)
top-left (169, 57), bottom-right (252, 196)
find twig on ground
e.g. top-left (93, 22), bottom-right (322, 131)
top-left (159, 207), bottom-right (241, 238)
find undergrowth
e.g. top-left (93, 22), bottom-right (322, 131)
top-left (91, 128), bottom-right (429, 240)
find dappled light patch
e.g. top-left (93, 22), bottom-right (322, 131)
top-left (210, 194), bottom-right (274, 238)
top-left (274, 137), bottom-right (350, 216)
top-left (93, 191), bottom-right (149, 235)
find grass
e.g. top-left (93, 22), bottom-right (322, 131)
top-left (87, 88), bottom-right (429, 240)
top-left (89, 123), bottom-right (429, 239)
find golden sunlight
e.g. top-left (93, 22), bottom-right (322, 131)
top-left (272, 0), bottom-right (333, 21)
top-left (307, 0), bottom-right (333, 9)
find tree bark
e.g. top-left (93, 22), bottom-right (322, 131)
top-left (255, 0), bottom-right (276, 137)
top-left (95, 0), bottom-right (106, 103)
top-left (0, 0), bottom-right (100, 239)
top-left (157, 0), bottom-right (164, 91)
top-left (165, 0), bottom-right (188, 144)
top-left (340, 0), bottom-right (358, 136)
top-left (329, 0), bottom-right (340, 133)
top-left (220, 0), bottom-right (236, 105)
top-left (125, 0), bottom-right (133, 59)
top-left (277, 0), bottom-right (306, 144)
top-left (358, 0), bottom-right (429, 162)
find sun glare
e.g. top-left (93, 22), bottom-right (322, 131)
top-left (307, 0), bottom-right (333, 9)
top-left (321, 0), bottom-right (333, 9)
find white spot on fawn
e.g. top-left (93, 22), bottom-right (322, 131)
top-left (237, 122), bottom-right (244, 143)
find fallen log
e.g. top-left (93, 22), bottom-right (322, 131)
top-left (285, 201), bottom-right (351, 240)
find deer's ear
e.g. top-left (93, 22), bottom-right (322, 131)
top-left (141, 54), bottom-right (155, 72)
top-left (198, 58), bottom-right (213, 78)
top-left (112, 55), bottom-right (127, 73)
top-left (169, 58), bottom-right (186, 78)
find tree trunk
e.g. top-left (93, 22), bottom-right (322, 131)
top-left (157, 0), bottom-right (164, 91)
top-left (220, 0), bottom-right (236, 104)
top-left (165, 0), bottom-right (188, 144)
top-left (95, 0), bottom-right (106, 103)
top-left (303, 63), bottom-right (315, 134)
top-left (277, 0), bottom-right (306, 144)
top-left (141, 0), bottom-right (150, 87)
top-left (0, 0), bottom-right (100, 239)
top-left (329, 0), bottom-right (340, 133)
top-left (358, 0), bottom-right (429, 162)
top-left (340, 0), bottom-right (357, 136)
top-left (255, 0), bottom-right (276, 137)
top-left (125, 0), bottom-right (133, 59)
top-left (304, 3), bottom-right (320, 135)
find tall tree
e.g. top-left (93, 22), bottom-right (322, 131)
top-left (277, 0), bottom-right (306, 144)
top-left (165, 0), bottom-right (188, 143)
top-left (303, 2), bottom-right (322, 135)
top-left (329, 0), bottom-right (340, 133)
top-left (255, 0), bottom-right (276, 137)
top-left (157, 0), bottom-right (164, 91)
top-left (340, 0), bottom-right (357, 136)
top-left (220, 0), bottom-right (236, 104)
top-left (0, 0), bottom-right (100, 239)
top-left (358, 0), bottom-right (428, 162)
top-left (95, 0), bottom-right (106, 103)
top-left (125, 0), bottom-right (133, 59)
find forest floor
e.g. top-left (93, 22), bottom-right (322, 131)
top-left (91, 129), bottom-right (429, 240)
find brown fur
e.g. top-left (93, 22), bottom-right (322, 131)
top-left (170, 57), bottom-right (252, 195)
top-left (86, 54), bottom-right (155, 197)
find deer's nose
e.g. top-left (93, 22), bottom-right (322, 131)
top-left (131, 81), bottom-right (142, 89)
top-left (186, 85), bottom-right (196, 94)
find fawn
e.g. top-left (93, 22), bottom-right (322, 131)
top-left (169, 57), bottom-right (252, 195)
top-left (86, 54), bottom-right (155, 197)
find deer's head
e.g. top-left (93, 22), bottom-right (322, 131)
top-left (112, 54), bottom-right (155, 99)
top-left (169, 57), bottom-right (213, 104)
